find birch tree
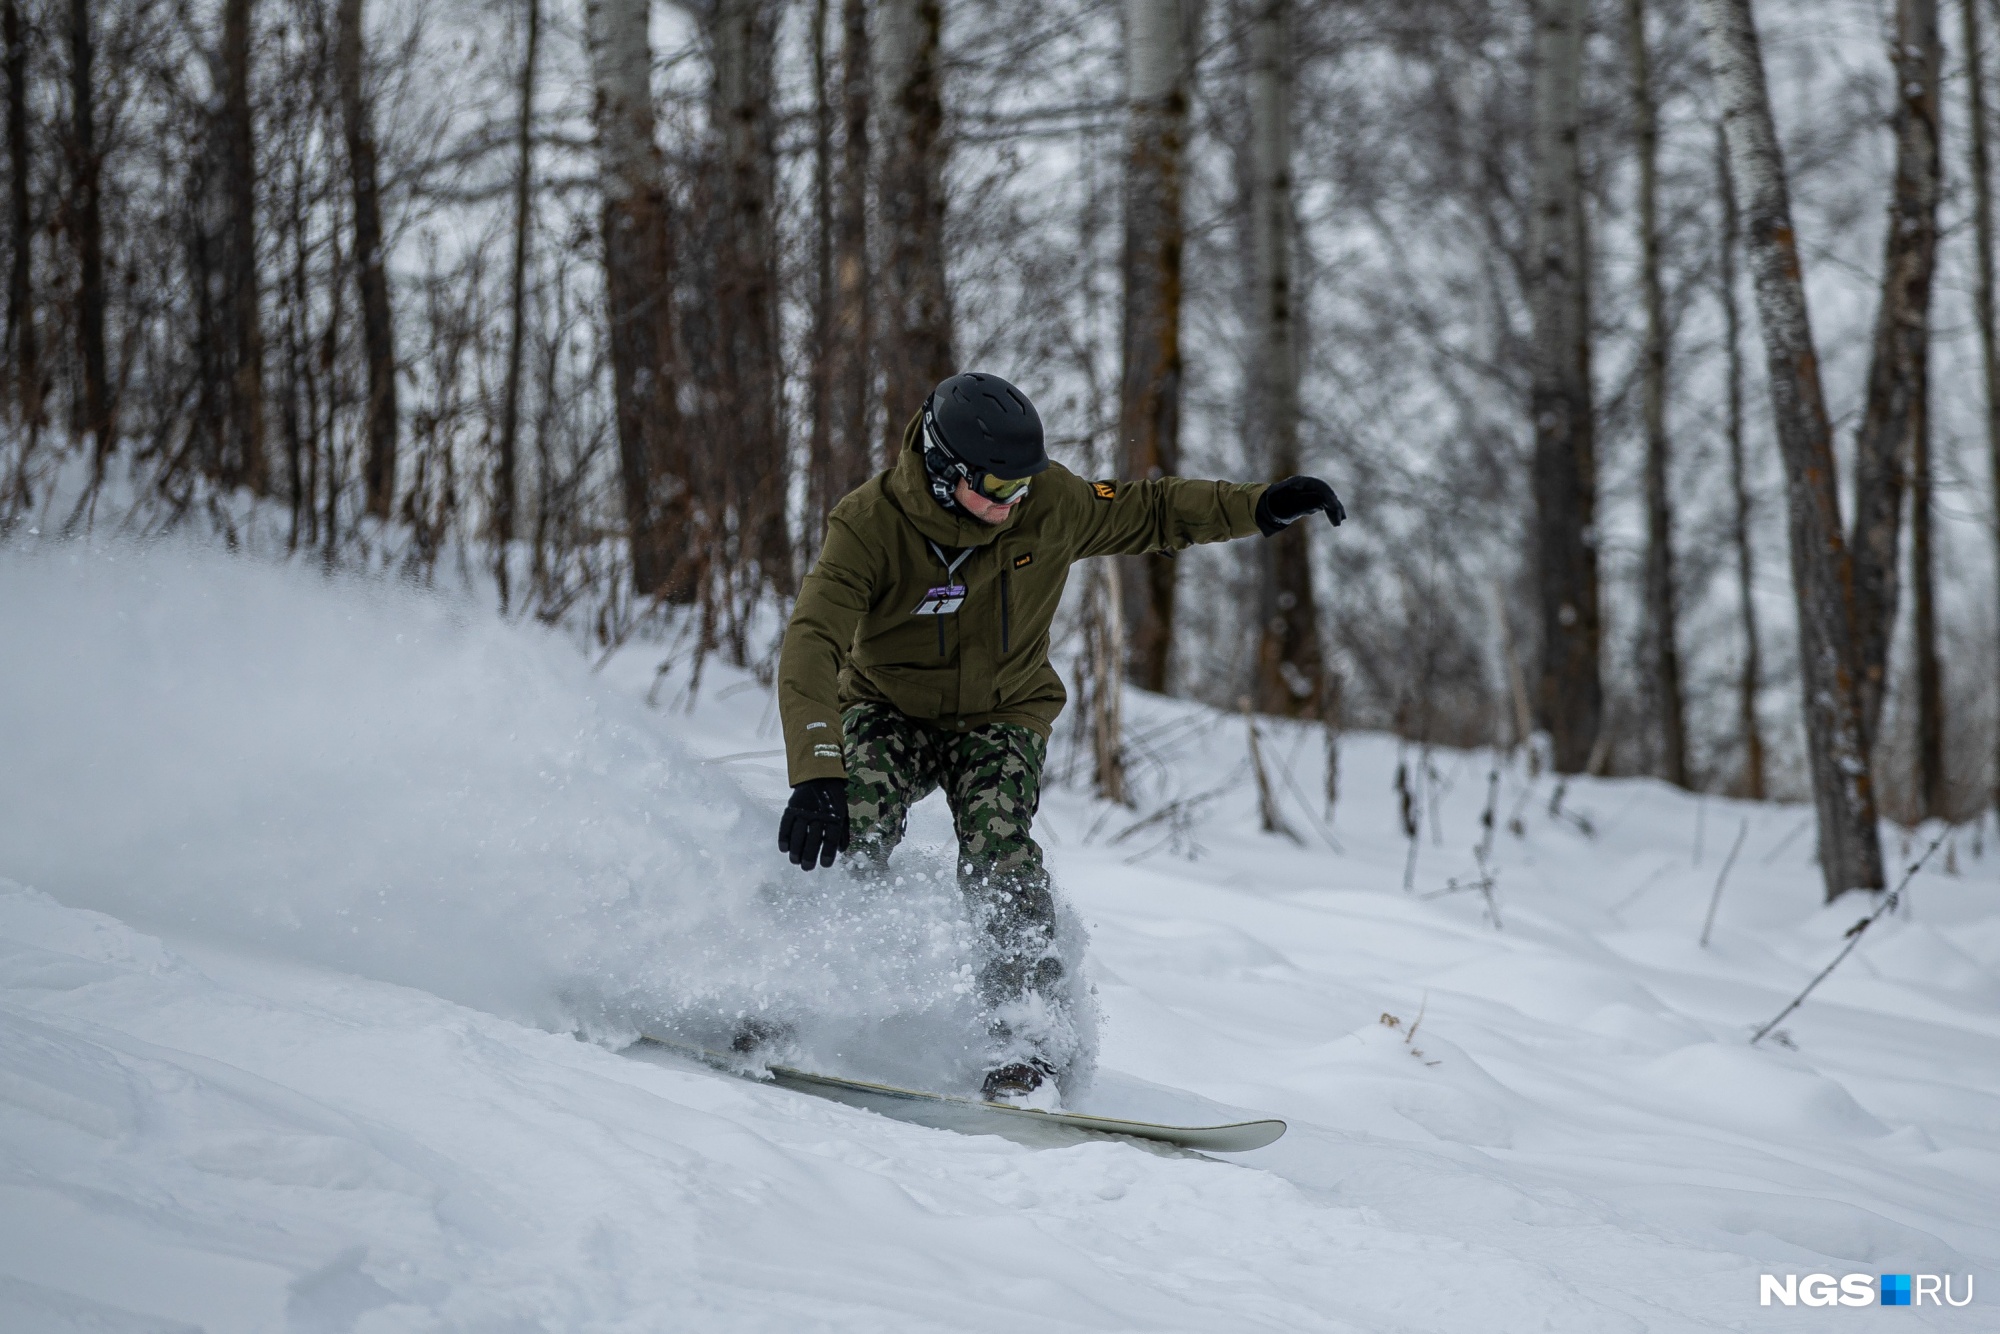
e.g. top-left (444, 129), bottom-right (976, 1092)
top-left (875, 0), bottom-right (951, 459)
top-left (1717, 124), bottom-right (1767, 799)
top-left (1962, 0), bottom-right (2000, 814)
top-left (1848, 0), bottom-right (1942, 748)
top-left (1082, 561), bottom-right (1128, 804)
top-left (335, 0), bottom-right (398, 519)
top-left (1529, 0), bottom-right (1600, 774)
top-left (1628, 0), bottom-right (1686, 785)
top-left (1247, 0), bottom-right (1321, 718)
top-left (494, 0), bottom-right (539, 607)
top-left (1910, 385), bottom-right (1943, 816)
top-left (587, 0), bottom-right (691, 599)
top-left (1698, 0), bottom-right (1884, 898)
top-left (1888, 3), bottom-right (1946, 816)
top-left (1121, 0), bottom-right (1187, 694)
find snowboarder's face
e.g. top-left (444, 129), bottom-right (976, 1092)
top-left (954, 478), bottom-right (1021, 525)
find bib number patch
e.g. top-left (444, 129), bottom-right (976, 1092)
top-left (912, 585), bottom-right (966, 615)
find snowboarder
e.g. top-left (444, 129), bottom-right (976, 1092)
top-left (775, 371), bottom-right (1344, 1104)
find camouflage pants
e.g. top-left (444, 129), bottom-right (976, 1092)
top-left (842, 702), bottom-right (1062, 1022)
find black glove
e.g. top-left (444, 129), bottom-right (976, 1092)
top-left (778, 777), bottom-right (850, 870)
top-left (1255, 475), bottom-right (1346, 536)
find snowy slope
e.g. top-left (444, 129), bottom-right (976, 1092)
top-left (1, 542), bottom-right (1996, 1332)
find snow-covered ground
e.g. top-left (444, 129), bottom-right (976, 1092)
top-left (1, 542), bottom-right (1995, 1332)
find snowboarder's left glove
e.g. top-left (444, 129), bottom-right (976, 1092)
top-left (1255, 476), bottom-right (1346, 536)
top-left (779, 777), bottom-right (850, 871)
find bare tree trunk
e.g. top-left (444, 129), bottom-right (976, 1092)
top-left (1629, 0), bottom-right (1686, 785)
top-left (1698, 0), bottom-right (1884, 899)
top-left (5, 0), bottom-right (38, 431)
top-left (281, 150), bottom-right (310, 550)
top-left (709, 0), bottom-right (790, 591)
top-left (1717, 123), bottom-right (1767, 800)
top-left (1323, 668), bottom-right (1343, 814)
top-left (67, 0), bottom-right (110, 466)
top-left (824, 0), bottom-right (872, 511)
top-left (1529, 0), bottom-right (1601, 774)
top-left (875, 0), bottom-right (951, 459)
top-left (495, 0), bottom-right (539, 608)
top-left (188, 0), bottom-right (271, 494)
top-left (1247, 0), bottom-right (1320, 718)
top-left (1084, 559), bottom-right (1128, 803)
top-left (320, 218), bottom-right (342, 563)
top-left (806, 0), bottom-right (834, 551)
top-left (221, 0), bottom-right (265, 493)
top-left (1121, 0), bottom-right (1187, 694)
top-left (587, 0), bottom-right (691, 600)
top-left (1963, 0), bottom-right (2000, 815)
top-left (335, 0), bottom-right (397, 519)
top-left (1849, 0), bottom-right (1942, 748)
top-left (1494, 581), bottom-right (1535, 749)
top-left (1075, 108), bottom-right (1126, 806)
top-left (1911, 397), bottom-right (1944, 817)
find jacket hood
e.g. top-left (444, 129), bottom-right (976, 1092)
top-left (884, 413), bottom-right (1014, 550)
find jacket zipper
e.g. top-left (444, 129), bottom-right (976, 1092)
top-left (1000, 567), bottom-right (1011, 655)
top-left (925, 539), bottom-right (972, 660)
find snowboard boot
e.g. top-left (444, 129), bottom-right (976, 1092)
top-left (981, 1057), bottom-right (1059, 1110)
top-left (729, 1016), bottom-right (795, 1061)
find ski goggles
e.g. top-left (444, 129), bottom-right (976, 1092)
top-left (973, 471), bottom-right (1033, 504)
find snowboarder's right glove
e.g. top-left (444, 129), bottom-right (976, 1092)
top-left (778, 777), bottom-right (850, 871)
top-left (1255, 475), bottom-right (1346, 536)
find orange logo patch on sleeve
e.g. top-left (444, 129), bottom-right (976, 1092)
top-left (1091, 481), bottom-right (1116, 501)
top-left (1013, 553), bottom-right (1033, 569)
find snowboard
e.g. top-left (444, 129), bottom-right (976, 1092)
top-left (634, 1035), bottom-right (1287, 1154)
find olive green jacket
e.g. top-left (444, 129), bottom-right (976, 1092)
top-left (778, 419), bottom-right (1269, 784)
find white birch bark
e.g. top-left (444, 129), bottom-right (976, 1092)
top-left (495, 0), bottom-right (540, 594)
top-left (1848, 0), bottom-right (1943, 748)
top-left (1716, 124), bottom-right (1767, 800)
top-left (1628, 0), bottom-right (1686, 786)
top-left (1247, 0), bottom-right (1321, 717)
top-left (1697, 0), bottom-right (1884, 896)
top-left (1963, 0), bottom-right (2000, 813)
top-left (587, 0), bottom-right (656, 209)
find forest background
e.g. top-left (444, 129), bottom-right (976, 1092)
top-left (3, 0), bottom-right (1996, 901)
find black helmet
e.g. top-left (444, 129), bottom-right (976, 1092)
top-left (921, 372), bottom-right (1048, 509)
